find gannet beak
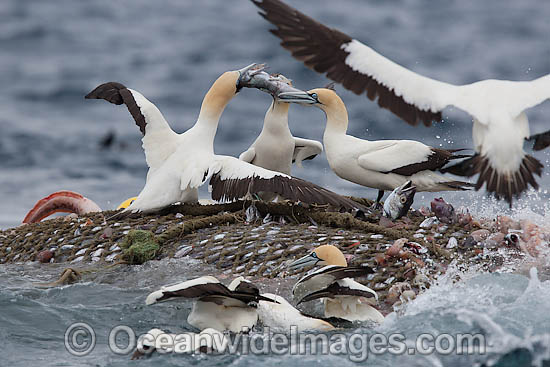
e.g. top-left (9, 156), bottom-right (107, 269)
top-left (277, 91), bottom-right (319, 104)
top-left (287, 252), bottom-right (319, 269)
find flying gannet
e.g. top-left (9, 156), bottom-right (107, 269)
top-left (278, 88), bottom-right (473, 207)
top-left (85, 65), bottom-right (363, 213)
top-left (288, 245), bottom-right (384, 323)
top-left (253, 0), bottom-right (549, 205)
top-left (239, 74), bottom-right (323, 176)
top-left (145, 276), bottom-right (275, 333)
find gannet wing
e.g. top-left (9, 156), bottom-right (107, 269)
top-left (527, 128), bottom-right (550, 151)
top-left (146, 276), bottom-right (273, 306)
top-left (238, 147), bottom-right (256, 163)
top-left (356, 141), bottom-right (466, 175)
top-left (506, 75), bottom-right (550, 119)
top-left (292, 137), bottom-right (323, 168)
top-left (85, 82), bottom-right (181, 174)
top-left (252, 0), bottom-right (461, 126)
top-left (297, 278), bottom-right (377, 304)
top-left (292, 265), bottom-right (373, 298)
top-left (208, 155), bottom-right (365, 211)
top-left (146, 276), bottom-right (224, 304)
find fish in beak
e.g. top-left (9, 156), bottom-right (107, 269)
top-left (287, 251), bottom-right (320, 269)
top-left (277, 90), bottom-right (320, 104)
top-left (237, 65), bottom-right (315, 101)
top-left (383, 181), bottom-right (416, 220)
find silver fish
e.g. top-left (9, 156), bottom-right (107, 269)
top-left (383, 181), bottom-right (417, 220)
top-left (240, 66), bottom-right (311, 98)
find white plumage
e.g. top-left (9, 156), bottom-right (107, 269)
top-left (279, 88), bottom-right (472, 205)
top-left (254, 0), bottom-right (550, 204)
top-left (256, 293), bottom-right (335, 332)
top-left (86, 66), bottom-right (363, 213)
top-left (239, 75), bottom-right (323, 175)
top-left (288, 245), bottom-right (384, 323)
top-left (145, 275), bottom-right (274, 333)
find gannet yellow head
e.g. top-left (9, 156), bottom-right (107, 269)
top-left (288, 245), bottom-right (348, 269)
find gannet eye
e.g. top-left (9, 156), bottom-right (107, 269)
top-left (311, 252), bottom-right (318, 259)
top-left (400, 196), bottom-right (407, 203)
top-left (310, 93), bottom-right (318, 99)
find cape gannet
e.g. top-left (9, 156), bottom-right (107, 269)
top-left (257, 292), bottom-right (335, 332)
top-left (132, 327), bottom-right (227, 359)
top-left (239, 74), bottom-right (323, 175)
top-left (288, 245), bottom-right (384, 323)
top-left (253, 0), bottom-right (549, 205)
top-left (279, 88), bottom-right (473, 207)
top-left (86, 65), bottom-right (363, 213)
top-left (146, 276), bottom-right (275, 333)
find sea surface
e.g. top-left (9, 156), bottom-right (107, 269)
top-left (1, 0), bottom-right (550, 366)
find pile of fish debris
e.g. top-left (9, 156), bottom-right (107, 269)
top-left (0, 197), bottom-right (547, 309)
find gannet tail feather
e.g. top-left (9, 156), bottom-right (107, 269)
top-left (443, 154), bottom-right (542, 205)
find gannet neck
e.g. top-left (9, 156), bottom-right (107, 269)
top-left (309, 88), bottom-right (349, 136)
top-left (196, 71), bottom-right (239, 128)
top-left (262, 99), bottom-right (291, 134)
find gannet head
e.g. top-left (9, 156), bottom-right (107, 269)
top-left (277, 87), bottom-right (343, 108)
top-left (288, 244), bottom-right (348, 269)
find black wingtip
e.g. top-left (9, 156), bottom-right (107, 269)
top-left (85, 82), bottom-right (127, 104)
top-left (528, 129), bottom-right (550, 151)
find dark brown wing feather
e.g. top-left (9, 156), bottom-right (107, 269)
top-left (388, 148), bottom-right (468, 176)
top-left (528, 129), bottom-right (550, 151)
top-left (295, 266), bottom-right (373, 288)
top-left (442, 153), bottom-right (543, 206)
top-left (85, 82), bottom-right (147, 135)
top-left (297, 281), bottom-right (376, 304)
top-left (252, 0), bottom-right (442, 126)
top-left (209, 173), bottom-right (366, 211)
top-left (157, 282), bottom-right (274, 305)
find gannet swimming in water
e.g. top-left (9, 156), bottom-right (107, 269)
top-left (279, 88), bottom-right (472, 207)
top-left (145, 276), bottom-right (275, 333)
top-left (132, 327), bottom-right (227, 359)
top-left (253, 0), bottom-right (549, 205)
top-left (86, 65), bottom-right (363, 213)
top-left (288, 245), bottom-right (384, 323)
top-left (257, 292), bottom-right (335, 332)
top-left (239, 74), bottom-right (323, 176)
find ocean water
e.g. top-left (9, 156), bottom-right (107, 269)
top-left (1, 0), bottom-right (550, 366)
top-left (2, 259), bottom-right (550, 366)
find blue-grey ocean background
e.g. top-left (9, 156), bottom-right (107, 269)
top-left (1, 1), bottom-right (550, 366)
